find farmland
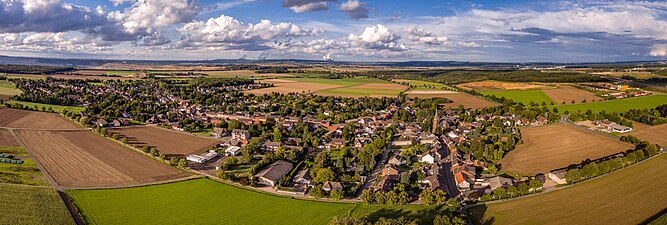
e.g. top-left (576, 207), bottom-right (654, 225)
top-left (0, 184), bottom-right (74, 225)
top-left (629, 123), bottom-right (667, 147)
top-left (248, 77), bottom-right (408, 97)
top-left (0, 108), bottom-right (81, 129)
top-left (471, 154), bottom-right (667, 225)
top-left (0, 80), bottom-right (21, 97)
top-left (14, 130), bottom-right (190, 188)
top-left (480, 89), bottom-right (556, 105)
top-left (553, 94), bottom-right (667, 113)
top-left (499, 124), bottom-right (634, 175)
top-left (0, 145), bottom-right (49, 185)
top-left (542, 85), bottom-right (601, 104)
top-left (0, 128), bottom-right (18, 146)
top-left (109, 126), bottom-right (222, 156)
top-left (6, 100), bottom-right (85, 113)
top-left (458, 81), bottom-right (546, 91)
top-left (392, 79), bottom-right (452, 90)
top-left (412, 92), bottom-right (501, 109)
top-left (246, 79), bottom-right (342, 95)
top-left (68, 178), bottom-right (453, 225)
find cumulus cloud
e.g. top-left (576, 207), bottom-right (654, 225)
top-left (177, 14), bottom-right (322, 50)
top-left (348, 24), bottom-right (406, 51)
top-left (406, 27), bottom-right (447, 45)
top-left (0, 32), bottom-right (112, 54)
top-left (0, 0), bottom-right (109, 33)
top-left (649, 44), bottom-right (667, 57)
top-left (283, 0), bottom-right (335, 13)
top-left (339, 0), bottom-right (369, 20)
top-left (107, 0), bottom-right (201, 35)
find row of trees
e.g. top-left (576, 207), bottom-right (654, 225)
top-left (329, 215), bottom-right (466, 225)
top-left (623, 105), bottom-right (667, 125)
top-left (360, 190), bottom-right (411, 205)
top-left (480, 179), bottom-right (543, 201)
top-left (566, 143), bottom-right (660, 184)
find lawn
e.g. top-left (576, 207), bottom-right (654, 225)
top-left (5, 100), bottom-right (85, 113)
top-left (553, 94), bottom-right (667, 113)
top-left (480, 89), bottom-right (555, 105)
top-left (0, 183), bottom-right (75, 225)
top-left (68, 178), bottom-right (448, 225)
top-left (470, 153), bottom-right (667, 225)
top-left (0, 145), bottom-right (49, 185)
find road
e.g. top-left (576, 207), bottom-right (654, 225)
top-left (356, 144), bottom-right (391, 198)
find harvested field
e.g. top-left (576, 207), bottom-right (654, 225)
top-left (543, 85), bottom-right (601, 104)
top-left (408, 92), bottom-right (499, 109)
top-left (51, 74), bottom-right (139, 80)
top-left (0, 128), bottom-right (18, 146)
top-left (317, 83), bottom-right (407, 97)
top-left (109, 126), bottom-right (222, 156)
top-left (0, 108), bottom-right (80, 129)
top-left (245, 79), bottom-right (342, 95)
top-left (499, 124), bottom-right (634, 175)
top-left (0, 94), bottom-right (11, 100)
top-left (205, 70), bottom-right (293, 78)
top-left (471, 154), bottom-right (667, 225)
top-left (458, 81), bottom-right (547, 91)
top-left (349, 83), bottom-right (407, 90)
top-left (14, 130), bottom-right (189, 188)
top-left (630, 123), bottom-right (667, 147)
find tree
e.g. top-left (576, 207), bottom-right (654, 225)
top-left (360, 190), bottom-right (375, 203)
top-left (178, 158), bottom-right (188, 167)
top-left (480, 194), bottom-right (492, 202)
top-left (493, 187), bottom-right (507, 199)
top-left (507, 186), bottom-right (519, 198)
top-left (529, 179), bottom-right (542, 193)
top-left (565, 168), bottom-right (582, 184)
top-left (330, 189), bottom-right (344, 200)
top-left (169, 157), bottom-right (179, 166)
top-left (310, 185), bottom-right (325, 199)
top-left (149, 148), bottom-right (159, 157)
top-left (272, 127), bottom-right (282, 142)
top-left (121, 137), bottom-right (129, 144)
top-left (100, 128), bottom-right (108, 137)
top-left (142, 146), bottom-right (151, 153)
top-left (314, 167), bottom-right (335, 183)
top-left (518, 182), bottom-right (529, 195)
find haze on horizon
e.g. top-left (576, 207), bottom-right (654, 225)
top-left (1, 0), bottom-right (667, 63)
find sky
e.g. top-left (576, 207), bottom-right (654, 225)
top-left (1, 0), bottom-right (667, 62)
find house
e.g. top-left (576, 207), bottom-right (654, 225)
top-left (375, 175), bottom-right (396, 192)
top-left (382, 165), bottom-right (400, 176)
top-left (609, 123), bottom-right (632, 133)
top-left (388, 155), bottom-right (405, 166)
top-left (231, 129), bottom-right (250, 140)
top-left (420, 152), bottom-right (436, 164)
top-left (514, 117), bottom-right (529, 126)
top-left (263, 141), bottom-right (282, 152)
top-left (391, 139), bottom-right (413, 146)
top-left (455, 172), bottom-right (471, 191)
top-left (95, 119), bottom-right (109, 127)
top-left (254, 160), bottom-right (293, 187)
top-left (486, 176), bottom-right (514, 190)
top-left (329, 138), bottom-right (346, 148)
top-left (293, 169), bottom-right (312, 186)
top-left (111, 119), bottom-right (122, 127)
top-left (212, 127), bottom-right (225, 138)
top-left (186, 150), bottom-right (220, 164)
top-left (322, 181), bottom-right (343, 192)
top-left (531, 116), bottom-right (547, 126)
top-left (548, 169), bottom-right (568, 185)
top-left (224, 146), bottom-right (242, 156)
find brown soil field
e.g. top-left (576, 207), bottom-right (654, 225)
top-left (409, 92), bottom-right (499, 109)
top-left (0, 128), bottom-right (18, 146)
top-left (245, 81), bottom-right (342, 95)
top-left (0, 94), bottom-right (11, 100)
top-left (472, 154), bottom-right (667, 225)
top-left (349, 83), bottom-right (408, 90)
top-left (405, 90), bottom-right (458, 95)
top-left (499, 124), bottom-right (634, 175)
top-left (109, 126), bottom-right (221, 156)
top-left (458, 81), bottom-right (547, 91)
top-left (204, 70), bottom-right (293, 77)
top-left (14, 130), bottom-right (189, 188)
top-left (629, 123), bottom-right (667, 147)
top-left (543, 85), bottom-right (601, 104)
top-left (73, 69), bottom-right (109, 75)
top-left (0, 108), bottom-right (80, 129)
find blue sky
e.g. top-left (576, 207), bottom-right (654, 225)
top-left (1, 0), bottom-right (667, 62)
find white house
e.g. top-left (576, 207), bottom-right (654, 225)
top-left (548, 169), bottom-right (568, 185)
top-left (186, 150), bottom-right (220, 163)
top-left (225, 146), bottom-right (242, 156)
top-left (420, 153), bottom-right (436, 164)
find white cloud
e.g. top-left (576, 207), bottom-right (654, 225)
top-left (177, 14), bottom-right (322, 50)
top-left (340, 0), bottom-right (369, 20)
top-left (282, 0), bottom-right (335, 13)
top-left (348, 24), bottom-right (406, 51)
top-left (0, 0), bottom-right (108, 33)
top-left (405, 27), bottom-right (447, 45)
top-left (0, 32), bottom-right (112, 54)
top-left (108, 0), bottom-right (201, 35)
top-left (649, 44), bottom-right (667, 57)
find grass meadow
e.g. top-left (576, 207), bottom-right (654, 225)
top-left (480, 89), bottom-right (556, 105)
top-left (68, 178), bottom-right (450, 225)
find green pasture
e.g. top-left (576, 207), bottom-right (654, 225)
top-left (0, 183), bottom-right (74, 225)
top-left (480, 89), bottom-right (555, 105)
top-left (553, 94), bottom-right (667, 113)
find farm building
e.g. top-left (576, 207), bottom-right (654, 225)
top-left (224, 146), bottom-right (242, 156)
top-left (186, 150), bottom-right (220, 163)
top-left (486, 176), bottom-right (513, 190)
top-left (548, 169), bottom-right (568, 185)
top-left (254, 160), bottom-right (293, 187)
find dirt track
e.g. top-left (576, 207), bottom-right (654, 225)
top-left (109, 126), bottom-right (221, 156)
top-left (500, 124), bottom-right (634, 174)
top-left (14, 130), bottom-right (189, 188)
top-left (0, 108), bottom-right (80, 129)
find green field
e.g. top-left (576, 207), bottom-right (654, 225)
top-left (393, 79), bottom-right (452, 90)
top-left (0, 80), bottom-right (21, 95)
top-left (553, 94), bottom-right (667, 113)
top-left (106, 70), bottom-right (138, 77)
top-left (6, 100), bottom-right (85, 113)
top-left (285, 77), bottom-right (389, 86)
top-left (0, 183), bottom-right (74, 225)
top-left (0, 146), bottom-right (49, 185)
top-left (68, 178), bottom-right (448, 225)
top-left (470, 154), bottom-right (667, 225)
top-left (480, 89), bottom-right (555, 105)
top-left (318, 87), bottom-right (404, 96)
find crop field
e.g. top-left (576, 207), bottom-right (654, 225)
top-left (408, 92), bottom-right (500, 109)
top-left (106, 70), bottom-right (139, 77)
top-left (0, 128), bottom-right (18, 146)
top-left (471, 154), bottom-right (667, 225)
top-left (318, 82), bottom-right (408, 97)
top-left (6, 100), bottom-right (85, 113)
top-left (0, 145), bottom-right (49, 185)
top-left (246, 79), bottom-right (342, 95)
top-left (458, 81), bottom-right (547, 91)
top-left (629, 123), bottom-right (667, 147)
top-left (392, 79), bottom-right (451, 90)
top-left (553, 94), bottom-right (667, 113)
top-left (50, 74), bottom-right (139, 81)
top-left (109, 126), bottom-right (222, 156)
top-left (499, 124), bottom-right (634, 175)
top-left (0, 108), bottom-right (81, 129)
top-left (0, 80), bottom-right (21, 96)
top-left (0, 184), bottom-right (74, 225)
top-left (204, 70), bottom-right (294, 79)
top-left (14, 130), bottom-right (189, 188)
top-left (480, 89), bottom-right (556, 105)
top-left (68, 178), bottom-right (451, 225)
top-left (247, 77), bottom-right (408, 97)
top-left (542, 85), bottom-right (601, 104)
